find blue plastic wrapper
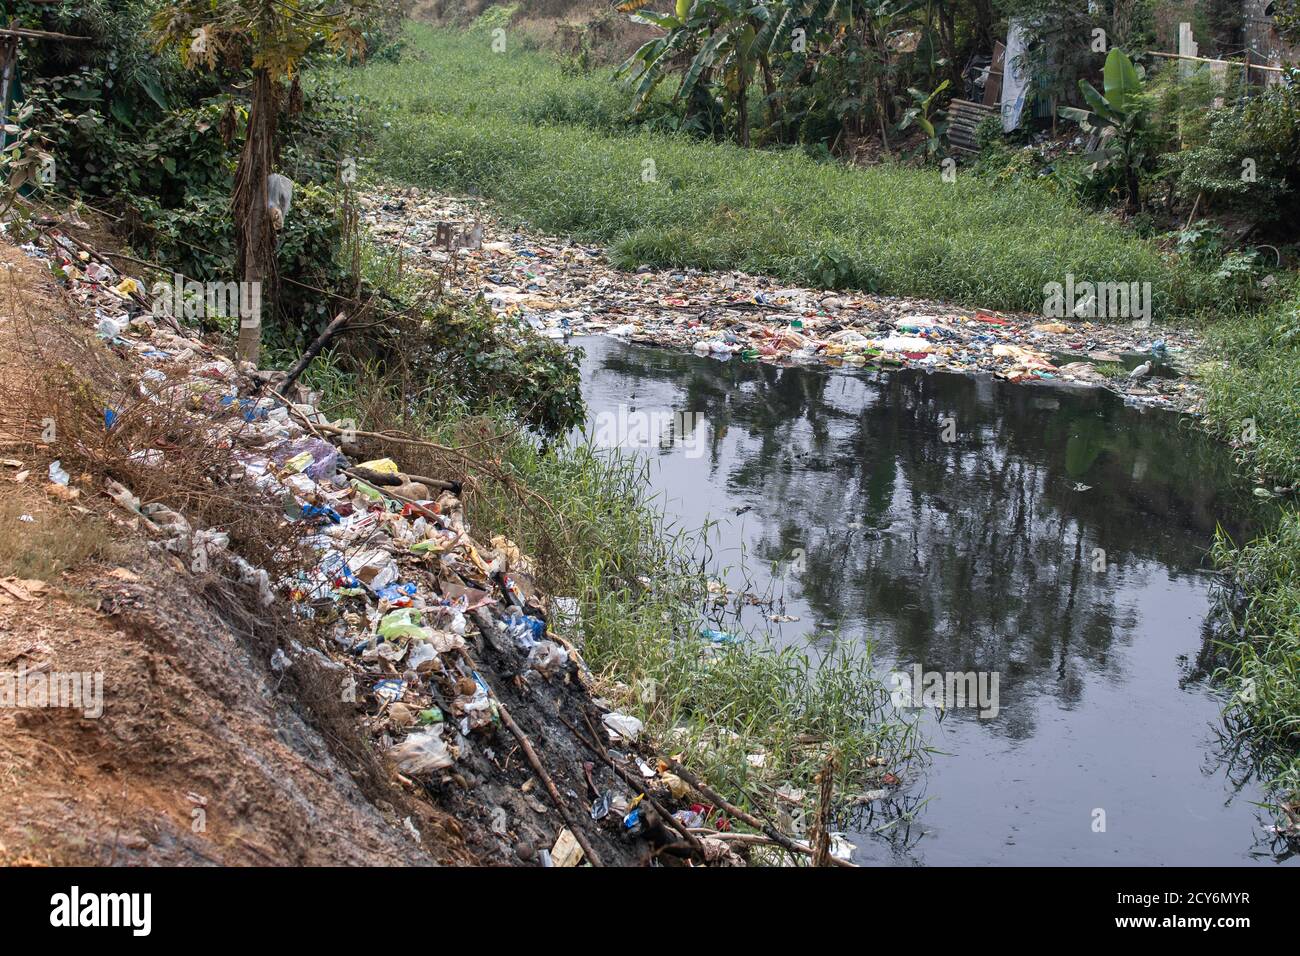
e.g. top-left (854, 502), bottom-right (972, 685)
top-left (374, 678), bottom-right (404, 704)
top-left (699, 627), bottom-right (742, 645)
top-left (377, 582), bottom-right (418, 603)
top-left (301, 503), bottom-right (341, 525)
top-left (505, 610), bottom-right (546, 648)
top-left (220, 394), bottom-right (268, 422)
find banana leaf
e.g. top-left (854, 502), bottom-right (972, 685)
top-left (1078, 80), bottom-right (1119, 125)
top-left (630, 11), bottom-right (683, 29)
top-left (680, 20), bottom-right (743, 102)
top-left (1102, 48), bottom-right (1142, 116)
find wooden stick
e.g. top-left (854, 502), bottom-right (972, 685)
top-left (666, 758), bottom-right (856, 868)
top-left (558, 713), bottom-right (707, 860)
top-left (688, 829), bottom-right (789, 846)
top-left (810, 751), bottom-right (837, 867)
top-left (341, 468), bottom-right (441, 521)
top-left (1145, 50), bottom-right (1282, 74)
top-left (498, 699), bottom-right (605, 868)
top-left (0, 27), bottom-right (90, 40)
top-left (347, 464), bottom-right (458, 495)
top-left (274, 311), bottom-right (352, 393)
top-left (456, 650), bottom-right (604, 867)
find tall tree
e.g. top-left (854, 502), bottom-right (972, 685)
top-left (152, 0), bottom-right (375, 366)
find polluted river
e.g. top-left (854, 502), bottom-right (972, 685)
top-left (574, 335), bottom-right (1287, 866)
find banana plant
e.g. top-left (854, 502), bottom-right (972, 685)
top-left (895, 77), bottom-right (949, 157)
top-left (1060, 48), bottom-right (1147, 212)
top-left (616, 0), bottom-right (926, 148)
top-left (616, 0), bottom-right (772, 145)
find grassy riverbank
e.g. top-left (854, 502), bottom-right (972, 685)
top-left (339, 23), bottom-right (1225, 318)
top-left (1203, 291), bottom-right (1300, 804)
top-left (340, 20), bottom-right (1299, 811)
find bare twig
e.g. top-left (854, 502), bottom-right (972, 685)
top-left (559, 712), bottom-right (706, 860)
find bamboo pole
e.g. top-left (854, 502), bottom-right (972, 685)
top-left (1145, 50), bottom-right (1283, 74)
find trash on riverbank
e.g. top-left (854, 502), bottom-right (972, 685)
top-left (10, 224), bottom-right (862, 867)
top-left (362, 187), bottom-right (1206, 413)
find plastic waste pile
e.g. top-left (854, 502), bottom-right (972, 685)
top-left (20, 229), bottom-right (781, 867)
top-left (363, 188), bottom-right (1203, 413)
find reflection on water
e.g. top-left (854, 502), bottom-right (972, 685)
top-left (576, 336), bottom-right (1292, 866)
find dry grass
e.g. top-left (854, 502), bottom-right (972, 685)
top-left (0, 262), bottom-right (305, 574)
top-left (0, 492), bottom-right (113, 581)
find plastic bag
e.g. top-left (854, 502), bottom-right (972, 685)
top-left (603, 712), bottom-right (644, 742)
top-left (525, 640), bottom-right (567, 678)
top-left (267, 173), bottom-right (293, 229)
top-left (390, 728), bottom-right (454, 774)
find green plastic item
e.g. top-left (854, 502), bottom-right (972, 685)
top-left (378, 607), bottom-right (428, 641)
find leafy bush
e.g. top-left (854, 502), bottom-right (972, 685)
top-left (1145, 63), bottom-right (1237, 155)
top-left (1162, 72), bottom-right (1300, 229)
top-left (298, 285), bottom-right (586, 439)
top-left (411, 296), bottom-right (586, 438)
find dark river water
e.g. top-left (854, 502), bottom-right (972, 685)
top-left (574, 336), bottom-right (1294, 866)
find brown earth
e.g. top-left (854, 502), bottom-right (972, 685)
top-left (0, 239), bottom-right (470, 866)
top-left (411, 0), bottom-right (656, 63)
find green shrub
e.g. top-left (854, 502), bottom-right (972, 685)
top-left (1162, 74), bottom-right (1300, 228)
top-left (1202, 286), bottom-right (1300, 487)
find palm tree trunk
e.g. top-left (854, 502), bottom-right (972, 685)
top-left (232, 68), bottom-right (279, 367)
top-left (760, 54), bottom-right (777, 140)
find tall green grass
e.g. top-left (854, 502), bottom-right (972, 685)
top-left (1212, 513), bottom-right (1300, 806)
top-left (1205, 288), bottom-right (1300, 808)
top-left (337, 24), bottom-right (1220, 317)
top-left (1202, 286), bottom-right (1300, 488)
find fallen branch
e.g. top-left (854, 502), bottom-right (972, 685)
top-left (273, 311), bottom-right (352, 394)
top-left (666, 758), bottom-right (856, 868)
top-left (346, 464), bottom-right (459, 496)
top-left (559, 712), bottom-right (706, 860)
